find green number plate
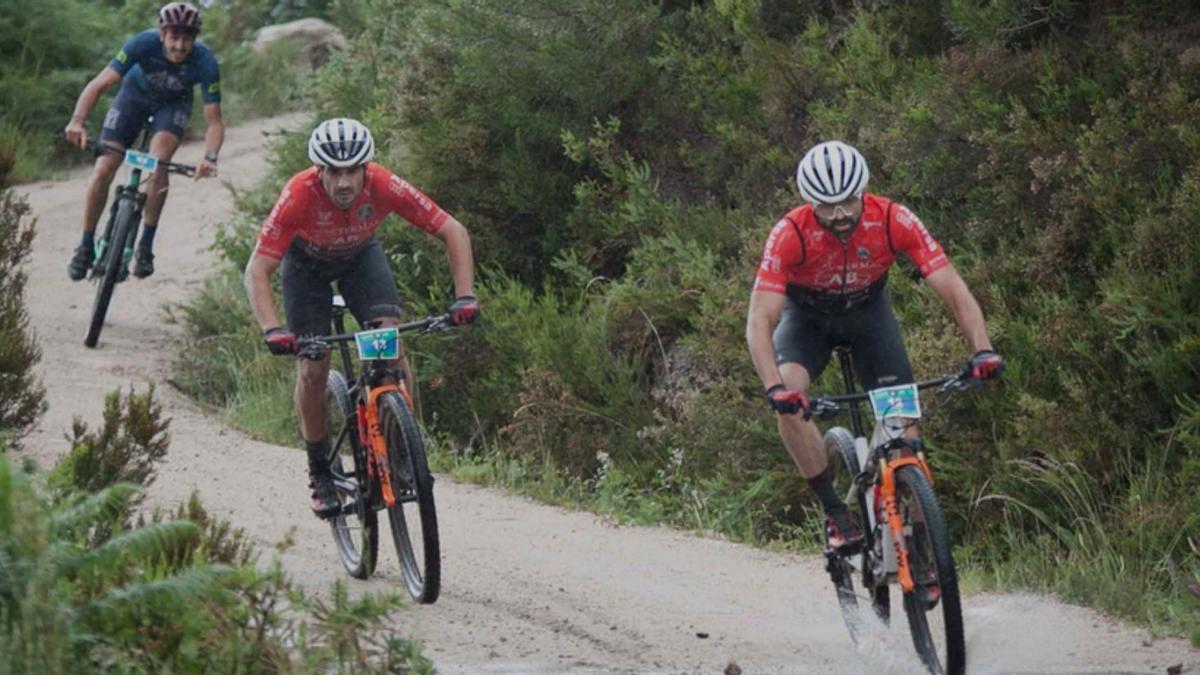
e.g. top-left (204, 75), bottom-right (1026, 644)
top-left (868, 383), bottom-right (921, 420)
top-left (355, 327), bottom-right (399, 360)
top-left (124, 150), bottom-right (158, 171)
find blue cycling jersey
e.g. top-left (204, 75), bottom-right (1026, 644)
top-left (109, 29), bottom-right (221, 104)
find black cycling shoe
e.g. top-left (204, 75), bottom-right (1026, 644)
top-left (67, 245), bottom-right (95, 281)
top-left (309, 470), bottom-right (341, 519)
top-left (824, 504), bottom-right (865, 556)
top-left (132, 248), bottom-right (155, 279)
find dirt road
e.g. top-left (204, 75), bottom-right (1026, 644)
top-left (15, 115), bottom-right (1198, 674)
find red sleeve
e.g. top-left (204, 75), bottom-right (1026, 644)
top-left (752, 218), bottom-right (802, 294)
top-left (889, 203), bottom-right (950, 277)
top-left (255, 177), bottom-right (303, 260)
top-left (380, 169), bottom-right (449, 234)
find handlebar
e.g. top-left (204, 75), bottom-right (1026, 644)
top-left (92, 142), bottom-right (198, 178)
top-left (805, 371), bottom-right (981, 422)
top-left (295, 314), bottom-right (455, 360)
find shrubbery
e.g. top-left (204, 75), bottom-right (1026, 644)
top-left (0, 386), bottom-right (432, 672)
top-left (0, 152), bottom-right (45, 449)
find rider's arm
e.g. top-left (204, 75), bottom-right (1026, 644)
top-left (244, 251), bottom-right (284, 332)
top-left (430, 216), bottom-right (475, 298)
top-left (64, 67), bottom-right (122, 148)
top-left (925, 265), bottom-right (993, 353)
top-left (195, 102), bottom-right (224, 180)
top-left (746, 290), bottom-right (787, 390)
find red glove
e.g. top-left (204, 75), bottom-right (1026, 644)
top-left (967, 349), bottom-right (1004, 380)
top-left (765, 384), bottom-right (808, 415)
top-left (263, 327), bottom-right (297, 356)
top-left (448, 295), bottom-right (479, 325)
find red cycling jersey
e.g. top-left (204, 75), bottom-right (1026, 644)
top-left (255, 163), bottom-right (449, 261)
top-left (753, 193), bottom-right (950, 312)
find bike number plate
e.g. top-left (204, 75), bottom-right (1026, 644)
top-left (355, 327), bottom-right (400, 360)
top-left (124, 150), bottom-right (158, 171)
top-left (868, 383), bottom-right (921, 420)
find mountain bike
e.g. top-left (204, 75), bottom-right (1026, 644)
top-left (813, 346), bottom-right (984, 675)
top-left (84, 133), bottom-right (195, 348)
top-left (297, 297), bottom-right (451, 603)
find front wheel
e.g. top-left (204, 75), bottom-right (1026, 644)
top-left (326, 370), bottom-right (378, 579)
top-left (378, 391), bottom-right (440, 603)
top-left (84, 199), bottom-right (135, 348)
top-left (895, 465), bottom-right (965, 675)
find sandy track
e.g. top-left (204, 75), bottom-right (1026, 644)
top-left (14, 115), bottom-right (1198, 674)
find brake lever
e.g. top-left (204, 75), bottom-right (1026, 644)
top-left (297, 341), bottom-right (329, 360)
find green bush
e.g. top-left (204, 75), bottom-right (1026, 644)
top-left (1, 385), bottom-right (432, 672)
top-left (0, 170), bottom-right (45, 448)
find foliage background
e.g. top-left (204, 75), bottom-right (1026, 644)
top-left (0, 0), bottom-right (323, 181)
top-left (173, 0), bottom-right (1200, 638)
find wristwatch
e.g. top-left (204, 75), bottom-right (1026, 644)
top-left (204, 150), bottom-right (219, 163)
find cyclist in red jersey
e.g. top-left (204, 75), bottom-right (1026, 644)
top-left (244, 118), bottom-right (478, 517)
top-left (745, 140), bottom-right (1004, 555)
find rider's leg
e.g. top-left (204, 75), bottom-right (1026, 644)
top-left (68, 148), bottom-right (124, 280)
top-left (135, 129), bottom-right (183, 277)
top-left (82, 148), bottom-right (124, 235)
top-left (296, 354), bottom-right (332, 443)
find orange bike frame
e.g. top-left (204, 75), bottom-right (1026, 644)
top-left (877, 450), bottom-right (934, 594)
top-left (357, 382), bottom-right (416, 509)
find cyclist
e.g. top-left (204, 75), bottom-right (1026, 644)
top-left (745, 140), bottom-right (1003, 557)
top-left (244, 118), bottom-right (479, 518)
top-left (64, 2), bottom-right (222, 281)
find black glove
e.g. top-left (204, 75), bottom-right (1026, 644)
top-left (765, 384), bottom-right (808, 415)
top-left (448, 295), bottom-right (479, 325)
top-left (263, 327), bottom-right (297, 356)
top-left (966, 349), bottom-right (1004, 380)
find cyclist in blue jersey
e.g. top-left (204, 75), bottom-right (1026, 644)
top-left (64, 2), bottom-right (223, 281)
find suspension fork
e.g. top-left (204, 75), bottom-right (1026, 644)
top-left (878, 451), bottom-right (934, 594)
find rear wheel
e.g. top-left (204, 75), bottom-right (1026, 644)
top-left (895, 465), bottom-right (965, 675)
top-left (379, 391), bottom-right (440, 603)
top-left (84, 199), bottom-right (134, 348)
top-left (326, 370), bottom-right (378, 579)
top-left (824, 428), bottom-right (890, 627)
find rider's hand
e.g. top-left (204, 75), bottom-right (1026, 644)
top-left (263, 327), bottom-right (297, 356)
top-left (765, 384), bottom-right (809, 416)
top-left (448, 295), bottom-right (479, 325)
top-left (966, 349), bottom-right (1004, 380)
top-left (194, 158), bottom-right (218, 180)
top-left (64, 119), bottom-right (88, 150)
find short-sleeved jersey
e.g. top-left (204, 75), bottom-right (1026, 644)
top-left (753, 193), bottom-right (950, 313)
top-left (110, 30), bottom-right (221, 104)
top-left (255, 163), bottom-right (450, 261)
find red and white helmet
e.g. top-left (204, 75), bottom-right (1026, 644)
top-left (158, 2), bottom-right (201, 33)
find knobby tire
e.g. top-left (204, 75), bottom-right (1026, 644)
top-left (326, 370), bottom-right (379, 578)
top-left (84, 199), bottom-right (135, 348)
top-left (379, 391), bottom-right (440, 603)
top-left (895, 464), bottom-right (965, 675)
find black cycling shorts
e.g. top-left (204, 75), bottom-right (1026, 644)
top-left (281, 237), bottom-right (402, 338)
top-left (772, 288), bottom-right (914, 390)
top-left (100, 79), bottom-right (192, 147)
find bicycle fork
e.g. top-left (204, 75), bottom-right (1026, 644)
top-left (878, 453), bottom-right (934, 594)
top-left (358, 383), bottom-right (415, 509)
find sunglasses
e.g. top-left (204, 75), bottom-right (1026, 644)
top-left (813, 196), bottom-right (862, 220)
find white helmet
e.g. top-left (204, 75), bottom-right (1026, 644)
top-left (308, 118), bottom-right (375, 168)
top-left (795, 140), bottom-right (869, 204)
